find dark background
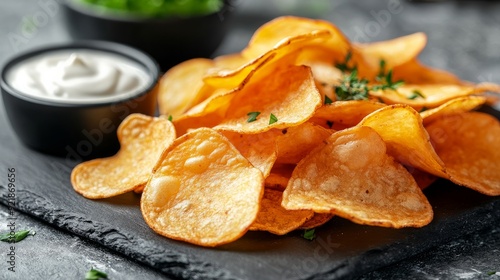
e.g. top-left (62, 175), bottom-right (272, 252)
top-left (1, 0), bottom-right (499, 279)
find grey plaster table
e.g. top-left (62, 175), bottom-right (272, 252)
top-left (1, 0), bottom-right (500, 279)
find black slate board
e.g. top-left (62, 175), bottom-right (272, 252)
top-left (1, 102), bottom-right (499, 280)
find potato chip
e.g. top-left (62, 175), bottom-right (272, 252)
top-left (141, 128), bottom-right (264, 247)
top-left (353, 32), bottom-right (427, 79)
top-left (214, 65), bottom-right (322, 133)
top-left (282, 126), bottom-right (433, 228)
top-left (276, 122), bottom-right (332, 164)
top-left (407, 168), bottom-right (437, 190)
top-left (298, 213), bottom-right (334, 230)
top-left (71, 114), bottom-right (176, 199)
top-left (157, 58), bottom-right (215, 117)
top-left (219, 129), bottom-right (282, 177)
top-left (265, 164), bottom-right (295, 191)
top-left (421, 96), bottom-right (486, 125)
top-left (392, 59), bottom-right (464, 85)
top-left (359, 105), bottom-right (447, 178)
top-left (426, 112), bottom-right (500, 196)
top-left (250, 189), bottom-right (314, 235)
top-left (371, 84), bottom-right (476, 110)
top-left (241, 16), bottom-right (350, 60)
top-left (310, 100), bottom-right (386, 129)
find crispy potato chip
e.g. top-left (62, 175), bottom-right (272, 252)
top-left (299, 213), bottom-right (334, 230)
top-left (219, 129), bottom-right (281, 177)
top-left (354, 33), bottom-right (426, 69)
top-left (392, 59), bottom-right (464, 85)
top-left (157, 58), bottom-right (215, 117)
top-left (250, 189), bottom-right (314, 235)
top-left (407, 168), bottom-right (437, 190)
top-left (71, 114), bottom-right (176, 199)
top-left (141, 128), bottom-right (264, 247)
top-left (265, 164), bottom-right (295, 191)
top-left (282, 126), bottom-right (433, 228)
top-left (421, 96), bottom-right (486, 125)
top-left (426, 112), bottom-right (500, 196)
top-left (203, 50), bottom-right (282, 89)
top-left (359, 105), bottom-right (447, 178)
top-left (214, 65), bottom-right (322, 133)
top-left (371, 84), bottom-right (476, 109)
top-left (310, 100), bottom-right (386, 129)
top-left (242, 16), bottom-right (350, 60)
top-left (276, 122), bottom-right (332, 164)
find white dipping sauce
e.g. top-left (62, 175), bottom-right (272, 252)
top-left (6, 49), bottom-right (152, 104)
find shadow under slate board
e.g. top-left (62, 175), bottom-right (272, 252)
top-left (0, 105), bottom-right (499, 280)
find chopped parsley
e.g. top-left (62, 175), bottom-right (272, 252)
top-left (269, 113), bottom-right (278, 125)
top-left (0, 230), bottom-right (35, 243)
top-left (408, 90), bottom-right (426, 100)
top-left (167, 115), bottom-right (173, 121)
top-left (85, 268), bottom-right (108, 280)
top-left (302, 228), bottom-right (316, 241)
top-left (247, 111), bottom-right (260, 123)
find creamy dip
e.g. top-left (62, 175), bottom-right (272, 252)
top-left (6, 49), bottom-right (151, 104)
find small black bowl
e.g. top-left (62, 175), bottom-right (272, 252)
top-left (61, 0), bottom-right (232, 71)
top-left (0, 41), bottom-right (159, 161)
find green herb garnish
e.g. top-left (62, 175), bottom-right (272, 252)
top-left (324, 95), bottom-right (333, 105)
top-left (487, 271), bottom-right (497, 276)
top-left (371, 60), bottom-right (404, 91)
top-left (302, 229), bottom-right (316, 241)
top-left (167, 115), bottom-right (173, 121)
top-left (247, 111), bottom-right (260, 123)
top-left (408, 90), bottom-right (426, 100)
top-left (0, 230), bottom-right (34, 243)
top-left (335, 51), bottom-right (356, 73)
top-left (334, 69), bottom-right (370, 101)
top-left (85, 268), bottom-right (108, 280)
top-left (269, 113), bottom-right (278, 125)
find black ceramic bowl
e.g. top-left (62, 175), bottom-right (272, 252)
top-left (61, 0), bottom-right (232, 71)
top-left (0, 41), bottom-right (159, 160)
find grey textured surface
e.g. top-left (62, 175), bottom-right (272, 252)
top-left (1, 1), bottom-right (500, 280)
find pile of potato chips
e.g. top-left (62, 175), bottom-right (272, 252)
top-left (71, 16), bottom-right (500, 247)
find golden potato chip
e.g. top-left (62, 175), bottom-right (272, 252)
top-left (141, 128), bottom-right (264, 247)
top-left (219, 129), bottom-right (282, 177)
top-left (407, 168), bottom-right (437, 190)
top-left (71, 114), bottom-right (176, 199)
top-left (276, 122), bottom-right (332, 164)
top-left (214, 65), bottom-right (322, 133)
top-left (265, 164), bottom-right (295, 191)
top-left (241, 16), bottom-right (350, 60)
top-left (250, 189), bottom-right (314, 235)
top-left (203, 50), bottom-right (280, 89)
top-left (299, 213), bottom-right (334, 230)
top-left (359, 105), bottom-right (447, 178)
top-left (426, 112), bottom-right (500, 196)
top-left (421, 96), bottom-right (486, 125)
top-left (157, 58), bottom-right (215, 117)
top-left (392, 59), bottom-right (464, 85)
top-left (353, 32), bottom-right (427, 79)
top-left (371, 84), bottom-right (476, 110)
top-left (282, 126), bottom-right (433, 228)
top-left (310, 100), bottom-right (386, 129)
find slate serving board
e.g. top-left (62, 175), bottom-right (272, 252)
top-left (0, 101), bottom-right (499, 279)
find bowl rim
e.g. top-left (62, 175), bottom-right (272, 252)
top-left (62, 0), bottom-right (230, 23)
top-left (0, 40), bottom-right (160, 108)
